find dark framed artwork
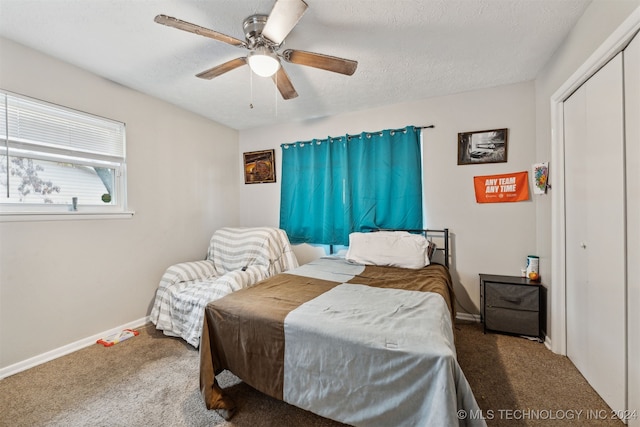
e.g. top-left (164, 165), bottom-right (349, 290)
top-left (243, 149), bottom-right (276, 184)
top-left (457, 128), bottom-right (508, 165)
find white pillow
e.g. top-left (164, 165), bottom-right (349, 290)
top-left (345, 231), bottom-right (432, 269)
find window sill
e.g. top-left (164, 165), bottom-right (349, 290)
top-left (0, 211), bottom-right (135, 222)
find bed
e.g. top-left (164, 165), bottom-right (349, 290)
top-left (199, 230), bottom-right (485, 426)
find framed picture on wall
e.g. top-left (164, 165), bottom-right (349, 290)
top-left (457, 128), bottom-right (508, 165)
top-left (243, 149), bottom-right (276, 184)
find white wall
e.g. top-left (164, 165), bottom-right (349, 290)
top-left (0, 37), bottom-right (240, 371)
top-left (534, 0), bottom-right (640, 344)
top-left (239, 81), bottom-right (537, 317)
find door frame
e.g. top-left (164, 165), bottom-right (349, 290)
top-left (550, 8), bottom-right (640, 356)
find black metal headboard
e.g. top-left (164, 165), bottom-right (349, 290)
top-left (374, 228), bottom-right (450, 268)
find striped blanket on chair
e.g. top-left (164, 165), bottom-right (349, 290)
top-left (150, 227), bottom-right (298, 347)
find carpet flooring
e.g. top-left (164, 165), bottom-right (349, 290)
top-left (0, 321), bottom-right (623, 426)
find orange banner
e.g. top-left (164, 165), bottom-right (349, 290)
top-left (474, 171), bottom-right (529, 203)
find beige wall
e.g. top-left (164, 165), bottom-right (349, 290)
top-left (239, 81), bottom-right (538, 318)
top-left (0, 37), bottom-right (240, 370)
top-left (534, 0), bottom-right (640, 344)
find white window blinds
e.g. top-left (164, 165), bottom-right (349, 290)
top-left (1, 91), bottom-right (125, 161)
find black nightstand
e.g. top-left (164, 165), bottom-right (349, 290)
top-left (479, 274), bottom-right (545, 341)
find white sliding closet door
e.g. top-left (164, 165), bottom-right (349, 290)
top-left (564, 85), bottom-right (589, 377)
top-left (625, 32), bottom-right (640, 427)
top-left (564, 52), bottom-right (626, 413)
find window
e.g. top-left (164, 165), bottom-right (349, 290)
top-left (0, 90), bottom-right (127, 216)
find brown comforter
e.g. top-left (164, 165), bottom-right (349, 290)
top-left (199, 262), bottom-right (453, 417)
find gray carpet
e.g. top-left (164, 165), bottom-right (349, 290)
top-left (0, 324), bottom-right (343, 427)
top-left (454, 321), bottom-right (623, 427)
top-left (0, 322), bottom-right (623, 426)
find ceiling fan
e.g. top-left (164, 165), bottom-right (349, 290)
top-left (154, 0), bottom-right (358, 100)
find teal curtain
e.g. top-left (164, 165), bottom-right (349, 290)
top-left (280, 126), bottom-right (422, 245)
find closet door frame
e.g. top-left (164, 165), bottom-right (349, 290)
top-left (549, 8), bottom-right (639, 356)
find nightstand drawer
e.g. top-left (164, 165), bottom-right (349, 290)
top-left (485, 307), bottom-right (539, 337)
top-left (485, 282), bottom-right (539, 311)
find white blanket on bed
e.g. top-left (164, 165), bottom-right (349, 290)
top-left (283, 283), bottom-right (485, 427)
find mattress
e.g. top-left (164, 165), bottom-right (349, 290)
top-left (199, 257), bottom-right (485, 426)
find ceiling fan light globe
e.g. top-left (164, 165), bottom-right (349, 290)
top-left (248, 49), bottom-right (280, 77)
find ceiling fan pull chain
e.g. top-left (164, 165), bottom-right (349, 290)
top-left (249, 68), bottom-right (254, 109)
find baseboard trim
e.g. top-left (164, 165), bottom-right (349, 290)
top-left (0, 316), bottom-right (150, 380)
top-left (456, 312), bottom-right (481, 322)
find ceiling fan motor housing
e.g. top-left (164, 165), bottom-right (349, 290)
top-left (243, 14), bottom-right (270, 48)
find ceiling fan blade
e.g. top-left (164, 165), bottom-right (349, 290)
top-left (262, 0), bottom-right (308, 45)
top-left (282, 49), bottom-right (357, 76)
top-left (272, 66), bottom-right (298, 100)
top-left (154, 15), bottom-right (247, 48)
top-left (196, 57), bottom-right (247, 80)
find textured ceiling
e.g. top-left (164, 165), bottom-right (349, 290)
top-left (0, 0), bottom-right (591, 130)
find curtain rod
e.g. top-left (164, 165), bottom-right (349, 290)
top-left (346, 124), bottom-right (434, 138)
top-left (362, 125), bottom-right (435, 132)
top-left (282, 125), bottom-right (435, 147)
top-left (379, 125), bottom-right (435, 131)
